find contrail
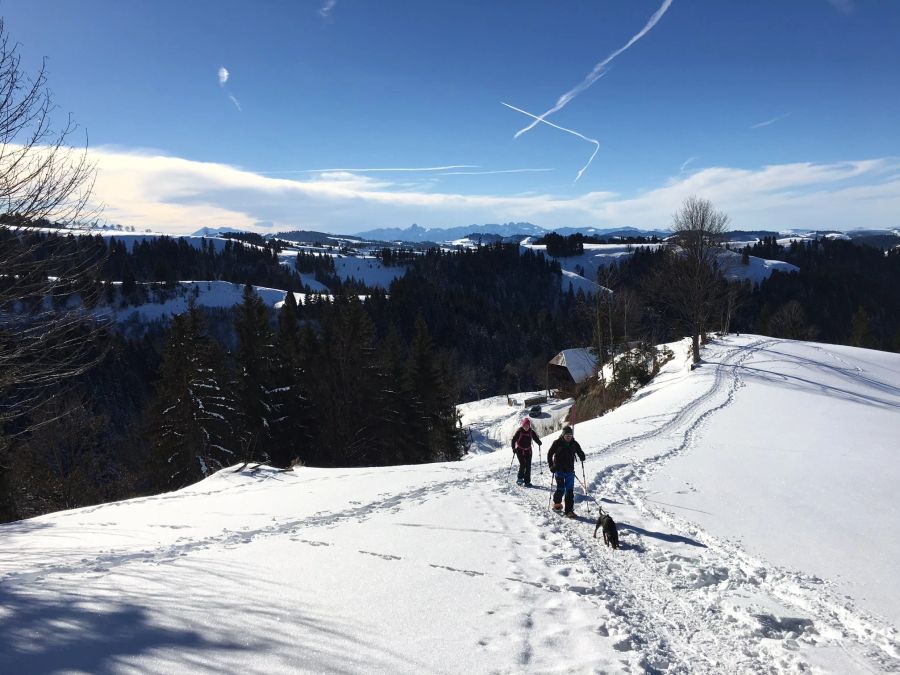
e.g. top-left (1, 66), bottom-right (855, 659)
top-left (257, 165), bottom-right (480, 175)
top-left (515, 0), bottom-right (674, 139)
top-left (437, 168), bottom-right (555, 176)
top-left (502, 102), bottom-right (599, 182)
top-left (751, 113), bottom-right (790, 129)
top-left (679, 156), bottom-right (698, 173)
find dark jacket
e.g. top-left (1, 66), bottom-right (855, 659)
top-left (547, 437), bottom-right (585, 472)
top-left (512, 427), bottom-right (542, 453)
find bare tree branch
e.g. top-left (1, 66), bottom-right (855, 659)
top-left (0, 19), bottom-right (106, 517)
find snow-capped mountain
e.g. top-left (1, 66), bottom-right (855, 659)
top-left (354, 222), bottom-right (550, 242)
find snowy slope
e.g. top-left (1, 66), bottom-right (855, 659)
top-left (105, 281), bottom-right (299, 322)
top-left (717, 248), bottom-right (799, 283)
top-left (522, 240), bottom-right (661, 283)
top-left (2, 337), bottom-right (899, 673)
top-left (333, 256), bottom-right (405, 289)
top-left (523, 240), bottom-right (797, 286)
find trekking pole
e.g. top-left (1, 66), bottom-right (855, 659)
top-left (575, 471), bottom-right (602, 511)
top-left (538, 447), bottom-right (544, 482)
top-left (580, 459), bottom-right (592, 517)
top-left (506, 452), bottom-right (515, 483)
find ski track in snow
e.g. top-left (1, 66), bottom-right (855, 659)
top-left (503, 337), bottom-right (900, 673)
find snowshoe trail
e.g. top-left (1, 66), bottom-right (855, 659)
top-left (507, 337), bottom-right (899, 673)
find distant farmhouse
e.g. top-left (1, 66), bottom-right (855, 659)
top-left (548, 348), bottom-right (598, 390)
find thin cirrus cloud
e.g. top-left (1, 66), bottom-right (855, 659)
top-left (751, 113), bottom-right (790, 129)
top-left (82, 146), bottom-right (900, 235)
top-left (514, 0), bottom-right (674, 139)
top-left (319, 0), bottom-right (337, 18)
top-left (217, 66), bottom-right (241, 111)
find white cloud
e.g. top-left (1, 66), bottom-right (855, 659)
top-left (79, 146), bottom-right (900, 235)
top-left (218, 67), bottom-right (229, 86)
top-left (319, 0), bottom-right (336, 18)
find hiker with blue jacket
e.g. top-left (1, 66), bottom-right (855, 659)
top-left (547, 426), bottom-right (585, 517)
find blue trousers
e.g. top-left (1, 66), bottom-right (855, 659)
top-left (553, 471), bottom-right (576, 513)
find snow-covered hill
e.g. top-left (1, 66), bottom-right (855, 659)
top-left (521, 239), bottom-right (798, 287)
top-left (105, 281), bottom-right (296, 323)
top-left (2, 336), bottom-right (898, 673)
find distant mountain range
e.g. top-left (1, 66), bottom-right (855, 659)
top-left (353, 223), bottom-right (672, 243)
top-left (353, 222), bottom-right (545, 242)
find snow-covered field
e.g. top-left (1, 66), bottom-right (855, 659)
top-left (333, 256), bottom-right (406, 289)
top-left (521, 240), bottom-right (795, 288)
top-left (106, 281), bottom-right (292, 322)
top-left (717, 248), bottom-right (799, 284)
top-left (2, 336), bottom-right (899, 673)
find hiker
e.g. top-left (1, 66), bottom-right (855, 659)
top-left (547, 425), bottom-right (585, 517)
top-left (511, 418), bottom-right (542, 486)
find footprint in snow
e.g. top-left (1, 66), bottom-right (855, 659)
top-left (359, 550), bottom-right (401, 561)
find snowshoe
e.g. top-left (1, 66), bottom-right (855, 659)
top-left (516, 478), bottom-right (525, 486)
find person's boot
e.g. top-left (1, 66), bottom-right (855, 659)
top-left (564, 511), bottom-right (576, 518)
top-left (552, 502), bottom-right (562, 511)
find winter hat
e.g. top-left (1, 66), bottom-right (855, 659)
top-left (521, 418), bottom-right (531, 427)
top-left (562, 425), bottom-right (573, 436)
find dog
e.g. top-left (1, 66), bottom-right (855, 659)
top-left (594, 508), bottom-right (619, 550)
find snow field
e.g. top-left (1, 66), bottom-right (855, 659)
top-left (2, 335), bottom-right (899, 673)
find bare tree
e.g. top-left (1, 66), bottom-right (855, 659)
top-left (0, 19), bottom-right (102, 518)
top-left (653, 196), bottom-right (729, 363)
top-left (618, 288), bottom-right (639, 348)
top-left (595, 264), bottom-right (619, 379)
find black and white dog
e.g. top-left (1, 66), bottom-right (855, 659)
top-left (594, 508), bottom-right (619, 550)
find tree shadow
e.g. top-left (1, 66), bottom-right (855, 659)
top-left (0, 554), bottom-right (447, 674)
top-left (0, 519), bottom-right (55, 535)
top-left (0, 584), bottom-right (246, 674)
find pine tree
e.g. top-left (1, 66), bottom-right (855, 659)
top-left (373, 325), bottom-right (411, 464)
top-left (850, 306), bottom-right (874, 348)
top-left (232, 284), bottom-right (279, 465)
top-left (403, 316), bottom-right (463, 462)
top-left (312, 297), bottom-right (380, 465)
top-left (148, 301), bottom-right (235, 489)
top-left (270, 293), bottom-right (315, 466)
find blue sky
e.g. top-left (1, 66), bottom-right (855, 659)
top-left (4, 0), bottom-right (900, 234)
